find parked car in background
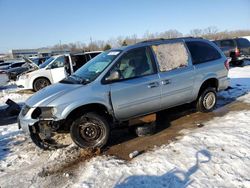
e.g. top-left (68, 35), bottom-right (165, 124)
top-left (242, 36), bottom-right (250, 42)
top-left (0, 59), bottom-right (27, 70)
top-left (213, 38), bottom-right (250, 65)
top-left (2, 61), bottom-right (26, 70)
top-left (0, 62), bottom-right (12, 70)
top-left (0, 70), bottom-right (9, 86)
top-left (16, 51), bottom-right (101, 91)
top-left (4, 57), bottom-right (40, 81)
top-left (18, 37), bottom-right (229, 149)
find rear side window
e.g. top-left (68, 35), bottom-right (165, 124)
top-left (152, 42), bottom-right (189, 72)
top-left (11, 62), bottom-right (24, 68)
top-left (220, 40), bottom-right (235, 47)
top-left (236, 38), bottom-right (250, 48)
top-left (186, 41), bottom-right (221, 65)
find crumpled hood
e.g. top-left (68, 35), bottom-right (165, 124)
top-left (26, 83), bottom-right (82, 107)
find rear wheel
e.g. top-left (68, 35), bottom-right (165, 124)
top-left (33, 77), bottom-right (50, 91)
top-left (70, 112), bottom-right (110, 149)
top-left (196, 87), bottom-right (217, 112)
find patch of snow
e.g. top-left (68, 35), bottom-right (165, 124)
top-left (218, 63), bottom-right (250, 102)
top-left (72, 110), bottom-right (250, 188)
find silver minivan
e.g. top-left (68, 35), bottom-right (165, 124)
top-left (18, 37), bottom-right (230, 149)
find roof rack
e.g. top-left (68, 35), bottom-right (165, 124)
top-left (138, 36), bottom-right (203, 44)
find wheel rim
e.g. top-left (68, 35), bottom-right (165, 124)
top-left (79, 118), bottom-right (104, 144)
top-left (203, 92), bottom-right (216, 110)
top-left (35, 79), bottom-right (49, 90)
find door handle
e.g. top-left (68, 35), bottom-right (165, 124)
top-left (161, 79), bottom-right (171, 85)
top-left (147, 82), bottom-right (159, 88)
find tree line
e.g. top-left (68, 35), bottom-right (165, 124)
top-left (51, 27), bottom-right (250, 52)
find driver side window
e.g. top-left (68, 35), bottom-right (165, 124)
top-left (107, 47), bottom-right (156, 81)
top-left (49, 56), bottom-right (65, 69)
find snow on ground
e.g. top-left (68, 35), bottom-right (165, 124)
top-left (0, 62), bottom-right (250, 187)
top-left (73, 109), bottom-right (250, 188)
top-left (0, 85), bottom-right (31, 107)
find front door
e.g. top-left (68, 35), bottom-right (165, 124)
top-left (48, 56), bottom-right (68, 83)
top-left (106, 47), bottom-right (161, 120)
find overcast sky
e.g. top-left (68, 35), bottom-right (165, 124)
top-left (0, 0), bottom-right (250, 53)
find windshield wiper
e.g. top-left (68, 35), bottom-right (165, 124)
top-left (70, 75), bottom-right (90, 85)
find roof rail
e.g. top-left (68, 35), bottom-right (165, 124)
top-left (137, 36), bottom-right (202, 44)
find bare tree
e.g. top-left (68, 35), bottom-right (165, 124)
top-left (159, 29), bottom-right (183, 39)
top-left (48, 28), bottom-right (250, 54)
top-left (103, 44), bottom-right (112, 51)
top-left (190, 29), bottom-right (203, 37)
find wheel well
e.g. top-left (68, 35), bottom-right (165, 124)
top-left (66, 103), bottom-right (114, 127)
top-left (198, 78), bottom-right (218, 97)
top-left (33, 77), bottom-right (51, 89)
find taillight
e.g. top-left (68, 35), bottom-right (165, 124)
top-left (224, 59), bottom-right (230, 70)
top-left (235, 47), bottom-right (240, 57)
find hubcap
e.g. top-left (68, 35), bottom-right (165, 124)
top-left (36, 79), bottom-right (49, 90)
top-left (203, 92), bottom-right (216, 110)
top-left (79, 122), bottom-right (102, 141)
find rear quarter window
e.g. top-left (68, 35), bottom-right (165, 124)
top-left (186, 41), bottom-right (221, 65)
top-left (236, 38), bottom-right (250, 48)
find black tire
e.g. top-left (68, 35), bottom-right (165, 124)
top-left (33, 77), bottom-right (51, 92)
top-left (70, 112), bottom-right (110, 149)
top-left (135, 123), bottom-right (156, 137)
top-left (196, 87), bottom-right (217, 113)
top-left (29, 125), bottom-right (69, 150)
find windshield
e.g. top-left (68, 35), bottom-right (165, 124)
top-left (39, 57), bottom-right (55, 68)
top-left (71, 50), bottom-right (121, 83)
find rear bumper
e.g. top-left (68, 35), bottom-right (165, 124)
top-left (218, 77), bottom-right (230, 91)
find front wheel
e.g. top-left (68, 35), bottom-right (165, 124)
top-left (33, 77), bottom-right (51, 91)
top-left (70, 112), bottom-right (110, 149)
top-left (196, 87), bottom-right (217, 113)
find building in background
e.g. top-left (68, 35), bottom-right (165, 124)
top-left (9, 48), bottom-right (71, 58)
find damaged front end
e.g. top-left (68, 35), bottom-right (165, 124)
top-left (19, 105), bottom-right (71, 149)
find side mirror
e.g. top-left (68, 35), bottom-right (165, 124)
top-left (105, 71), bottom-right (120, 82)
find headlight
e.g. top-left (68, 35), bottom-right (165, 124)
top-left (19, 74), bottom-right (29, 80)
top-left (21, 105), bottom-right (30, 116)
top-left (31, 107), bottom-right (57, 119)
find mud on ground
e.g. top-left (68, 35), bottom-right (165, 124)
top-left (105, 100), bottom-right (250, 160)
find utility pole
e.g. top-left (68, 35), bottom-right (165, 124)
top-left (59, 40), bottom-right (62, 51)
top-left (90, 37), bottom-right (92, 51)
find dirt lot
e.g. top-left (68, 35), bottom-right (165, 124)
top-left (106, 99), bottom-right (250, 160)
